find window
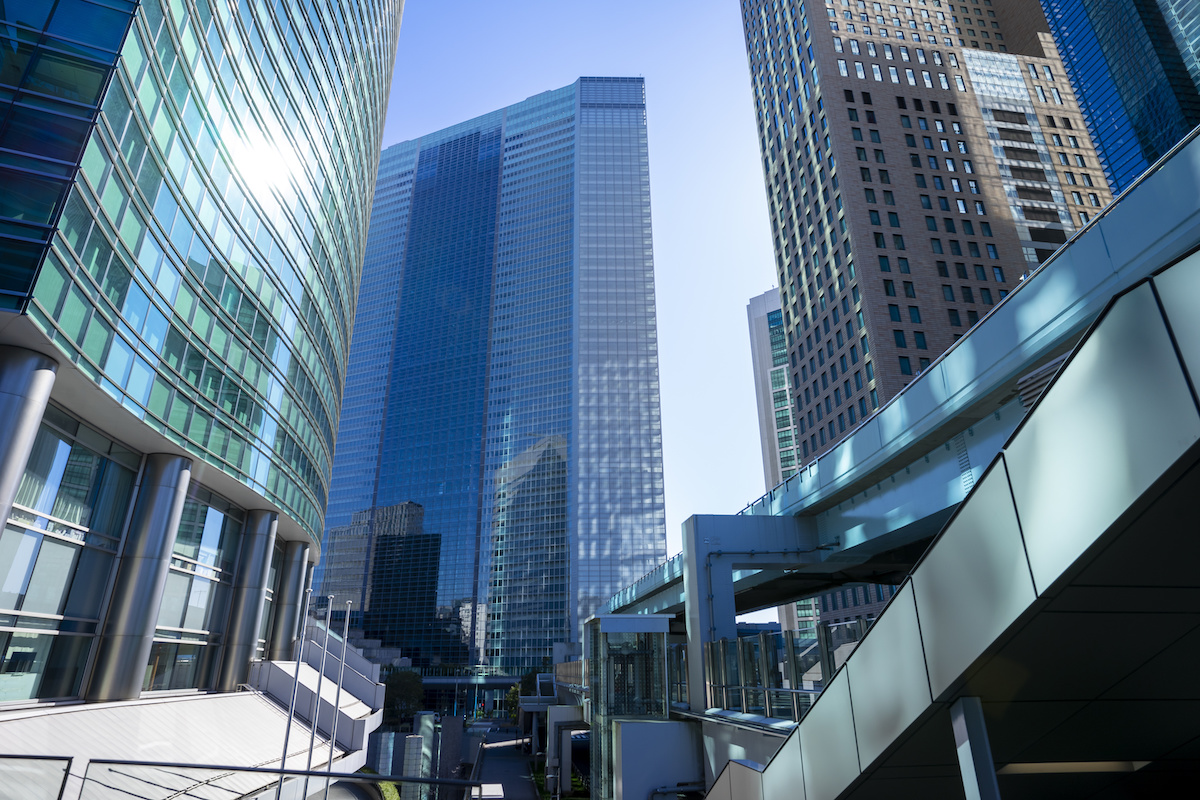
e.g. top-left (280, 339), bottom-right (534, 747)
top-left (883, 190), bottom-right (895, 205)
top-left (949, 308), bottom-right (962, 326)
top-left (848, 108), bottom-right (859, 121)
top-left (914, 331), bottom-right (927, 349)
top-left (1089, 193), bottom-right (1100, 207)
top-left (931, 238), bottom-right (944, 253)
top-left (908, 306), bottom-right (921, 323)
top-left (906, 133), bottom-right (918, 147)
top-left (857, 147), bottom-right (868, 161)
top-left (852, 127), bottom-right (864, 141)
top-left (986, 243), bottom-right (999, 258)
top-left (974, 201), bottom-right (985, 215)
top-left (974, 264), bottom-right (987, 281)
top-left (915, 173), bottom-right (927, 188)
top-left (888, 212), bottom-right (900, 227)
top-left (870, 129), bottom-right (882, 143)
top-left (898, 257), bottom-right (910, 273)
top-left (889, 304), bottom-right (901, 321)
top-left (875, 232), bottom-right (887, 247)
top-left (962, 286), bottom-right (975, 303)
top-left (936, 261), bottom-right (949, 277)
top-left (865, 188), bottom-right (877, 203)
top-left (903, 281), bottom-right (915, 297)
top-left (926, 215), bottom-right (938, 231)
top-left (875, 149), bottom-right (886, 163)
top-left (884, 279), bottom-right (896, 295)
top-left (870, 209), bottom-right (882, 225)
top-left (899, 356), bottom-right (912, 375)
top-left (955, 262), bottom-right (968, 279)
top-left (942, 284), bottom-right (954, 301)
top-left (879, 170), bottom-right (890, 183)
top-left (893, 234), bottom-right (906, 249)
top-left (992, 266), bottom-right (1005, 282)
top-left (980, 287), bottom-right (993, 304)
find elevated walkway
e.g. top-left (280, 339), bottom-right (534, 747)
top-left (706, 240), bottom-right (1200, 798)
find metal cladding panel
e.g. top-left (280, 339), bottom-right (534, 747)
top-left (846, 583), bottom-right (932, 769)
top-left (873, 365), bottom-right (950, 453)
top-left (729, 760), bottom-right (766, 800)
top-left (824, 414), bottom-right (884, 486)
top-left (705, 771), bottom-right (734, 800)
top-left (912, 455), bottom-right (1037, 699)
top-left (798, 671), bottom-right (860, 800)
top-left (1004, 283), bottom-right (1200, 594)
top-left (760, 730), bottom-right (805, 800)
top-left (1099, 144), bottom-right (1200, 272)
top-left (1152, 250), bottom-right (1200, 388)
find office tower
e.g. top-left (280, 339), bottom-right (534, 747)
top-left (740, 0), bottom-right (1112, 463)
top-left (747, 290), bottom-right (800, 487)
top-left (319, 78), bottom-right (667, 673)
top-left (0, 0), bottom-right (401, 704)
top-left (1040, 0), bottom-right (1200, 192)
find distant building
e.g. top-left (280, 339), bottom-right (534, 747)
top-left (1041, 0), bottom-right (1200, 192)
top-left (318, 78), bottom-right (667, 674)
top-left (747, 290), bottom-right (800, 487)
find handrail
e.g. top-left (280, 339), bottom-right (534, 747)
top-left (83, 758), bottom-right (483, 789)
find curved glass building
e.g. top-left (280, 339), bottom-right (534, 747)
top-left (0, 0), bottom-right (402, 703)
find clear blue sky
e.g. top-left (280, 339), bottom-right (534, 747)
top-left (381, 0), bottom-right (778, 557)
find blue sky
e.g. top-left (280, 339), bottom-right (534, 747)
top-left (382, 0), bottom-right (778, 556)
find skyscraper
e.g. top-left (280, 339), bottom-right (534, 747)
top-left (319, 78), bottom-right (667, 673)
top-left (747, 289), bottom-right (800, 487)
top-left (741, 0), bottom-right (1112, 463)
top-left (0, 0), bottom-right (401, 704)
top-left (1040, 0), bottom-right (1200, 192)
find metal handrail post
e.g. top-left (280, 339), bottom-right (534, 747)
top-left (304, 595), bottom-right (334, 798)
top-left (276, 588), bottom-right (311, 800)
top-left (323, 601), bottom-right (352, 800)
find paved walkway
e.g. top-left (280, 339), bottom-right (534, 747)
top-left (477, 729), bottom-right (539, 800)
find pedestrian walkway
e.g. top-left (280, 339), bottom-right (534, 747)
top-left (476, 729), bottom-right (539, 800)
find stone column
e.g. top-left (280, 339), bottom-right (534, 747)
top-left (0, 346), bottom-right (57, 525)
top-left (217, 510), bottom-right (278, 690)
top-left (268, 540), bottom-right (310, 660)
top-left (86, 453), bottom-right (192, 701)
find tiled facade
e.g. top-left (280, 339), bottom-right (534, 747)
top-left (741, 0), bottom-right (1111, 464)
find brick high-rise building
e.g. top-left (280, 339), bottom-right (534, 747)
top-left (740, 0), bottom-right (1112, 464)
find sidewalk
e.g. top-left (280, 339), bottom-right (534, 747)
top-left (476, 729), bottom-right (539, 800)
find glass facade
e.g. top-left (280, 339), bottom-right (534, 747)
top-left (0, 405), bottom-right (138, 701)
top-left (9, 0), bottom-right (401, 543)
top-left (318, 78), bottom-right (666, 674)
top-left (1042, 0), bottom-right (1200, 191)
top-left (0, 0), bottom-right (402, 703)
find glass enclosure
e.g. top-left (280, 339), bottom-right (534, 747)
top-left (144, 487), bottom-right (243, 691)
top-left (0, 405), bottom-right (139, 702)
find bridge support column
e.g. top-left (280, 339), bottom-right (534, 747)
top-left (951, 696), bottom-right (1002, 800)
top-left (680, 514), bottom-right (819, 712)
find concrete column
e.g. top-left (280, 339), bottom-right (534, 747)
top-left (217, 510), bottom-right (278, 690)
top-left (268, 540), bottom-right (310, 660)
top-left (952, 696), bottom-right (1003, 800)
top-left (0, 347), bottom-right (57, 526)
top-left (86, 453), bottom-right (192, 701)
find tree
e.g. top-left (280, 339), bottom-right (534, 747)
top-left (382, 670), bottom-right (424, 729)
top-left (505, 683), bottom-right (520, 724)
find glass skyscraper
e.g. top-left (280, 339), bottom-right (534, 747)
top-left (319, 77), bottom-right (666, 673)
top-left (1041, 0), bottom-right (1200, 192)
top-left (0, 0), bottom-right (401, 704)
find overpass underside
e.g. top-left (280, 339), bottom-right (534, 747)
top-left (709, 239), bottom-right (1200, 798)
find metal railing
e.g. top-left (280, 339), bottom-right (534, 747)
top-left (0, 755), bottom-right (486, 800)
top-left (699, 621), bottom-right (874, 723)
